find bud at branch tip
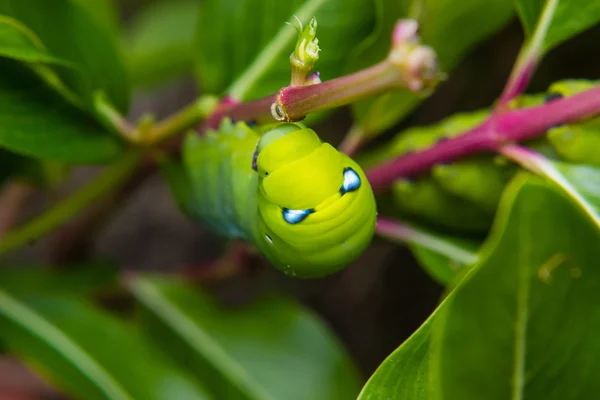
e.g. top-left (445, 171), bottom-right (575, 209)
top-left (388, 19), bottom-right (443, 94)
top-left (289, 16), bottom-right (321, 87)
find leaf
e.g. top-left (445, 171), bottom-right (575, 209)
top-left (503, 146), bottom-right (600, 228)
top-left (0, 16), bottom-right (71, 65)
top-left (0, 150), bottom-right (50, 188)
top-left (360, 174), bottom-right (600, 398)
top-left (195, 0), bottom-right (377, 101)
top-left (0, 289), bottom-right (211, 400)
top-left (410, 238), bottom-right (477, 286)
top-left (516, 0), bottom-right (600, 53)
top-left (0, 262), bottom-right (118, 297)
top-left (431, 174), bottom-right (600, 399)
top-left (71, 0), bottom-right (120, 35)
top-left (126, 0), bottom-right (201, 88)
top-left (357, 313), bottom-right (437, 400)
top-left (0, 58), bottom-right (124, 164)
top-left (537, 160), bottom-right (600, 227)
top-left (351, 0), bottom-right (514, 136)
top-left (376, 217), bottom-right (479, 286)
top-left (128, 275), bottom-right (362, 400)
top-left (0, 0), bottom-right (131, 112)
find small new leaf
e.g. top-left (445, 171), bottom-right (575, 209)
top-left (289, 16), bottom-right (320, 86)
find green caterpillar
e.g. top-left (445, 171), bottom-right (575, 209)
top-left (165, 119), bottom-right (377, 278)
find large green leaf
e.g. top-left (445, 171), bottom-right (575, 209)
top-left (431, 174), bottom-right (600, 399)
top-left (0, 58), bottom-right (124, 164)
top-left (128, 275), bottom-right (362, 400)
top-left (0, 16), bottom-right (71, 65)
top-left (351, 0), bottom-right (514, 136)
top-left (503, 146), bottom-right (600, 228)
top-left (126, 0), bottom-right (201, 88)
top-left (0, 0), bottom-right (131, 112)
top-left (195, 0), bottom-right (376, 100)
top-left (71, 0), bottom-right (120, 35)
top-left (360, 174), bottom-right (600, 398)
top-left (357, 313), bottom-right (437, 400)
top-left (516, 0), bottom-right (600, 53)
top-left (550, 162), bottom-right (600, 226)
top-left (0, 289), bottom-right (211, 400)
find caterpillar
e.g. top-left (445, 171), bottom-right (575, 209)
top-left (164, 119), bottom-right (377, 279)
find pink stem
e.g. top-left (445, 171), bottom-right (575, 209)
top-left (497, 59), bottom-right (537, 108)
top-left (366, 84), bottom-right (600, 192)
top-left (205, 60), bottom-right (419, 129)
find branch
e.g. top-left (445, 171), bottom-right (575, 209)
top-left (496, 0), bottom-right (558, 107)
top-left (365, 84), bottom-right (600, 192)
top-left (0, 182), bottom-right (35, 237)
top-left (376, 217), bottom-right (478, 265)
top-left (0, 151), bottom-right (141, 257)
top-left (206, 19), bottom-right (440, 129)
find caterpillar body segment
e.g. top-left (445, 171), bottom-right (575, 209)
top-left (179, 120), bottom-right (377, 278)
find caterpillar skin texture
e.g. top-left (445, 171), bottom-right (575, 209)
top-left (182, 120), bottom-right (377, 278)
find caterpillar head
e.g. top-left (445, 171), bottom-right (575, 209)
top-left (252, 123), bottom-right (377, 278)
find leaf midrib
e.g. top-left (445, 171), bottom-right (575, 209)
top-left (0, 289), bottom-right (133, 400)
top-left (226, 0), bottom-right (328, 100)
top-left (131, 277), bottom-right (277, 400)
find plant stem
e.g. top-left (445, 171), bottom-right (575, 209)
top-left (226, 0), bottom-right (329, 100)
top-left (273, 60), bottom-right (407, 121)
top-left (365, 84), bottom-right (600, 192)
top-left (205, 95), bottom-right (275, 129)
top-left (376, 217), bottom-right (478, 265)
top-left (93, 92), bottom-right (136, 140)
top-left (338, 124), bottom-right (366, 156)
top-left (207, 59), bottom-right (429, 128)
top-left (496, 0), bottom-right (558, 107)
top-left (0, 182), bottom-right (36, 237)
top-left (141, 95), bottom-right (220, 145)
top-left (0, 150), bottom-right (141, 257)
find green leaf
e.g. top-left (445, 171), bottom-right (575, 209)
top-left (126, 0), bottom-right (201, 88)
top-left (0, 15), bottom-right (71, 65)
top-left (431, 174), bottom-right (600, 398)
top-left (516, 0), bottom-right (600, 53)
top-left (360, 174), bottom-right (600, 398)
top-left (410, 236), bottom-right (478, 286)
top-left (128, 275), bottom-right (362, 400)
top-left (376, 217), bottom-right (479, 286)
top-left (0, 59), bottom-right (124, 164)
top-left (0, 289), bottom-right (211, 400)
top-left (536, 160), bottom-right (600, 227)
top-left (357, 312), bottom-right (437, 400)
top-left (195, 0), bottom-right (377, 100)
top-left (351, 0), bottom-right (514, 136)
top-left (503, 146), bottom-right (600, 228)
top-left (0, 150), bottom-right (52, 188)
top-left (0, 262), bottom-right (118, 297)
top-left (71, 0), bottom-right (120, 35)
top-left (0, 0), bottom-right (131, 112)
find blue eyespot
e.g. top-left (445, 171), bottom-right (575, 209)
top-left (340, 167), bottom-right (361, 195)
top-left (282, 208), bottom-right (314, 224)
